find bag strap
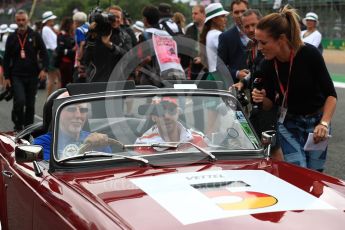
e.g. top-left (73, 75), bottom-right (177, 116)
top-left (161, 20), bottom-right (176, 36)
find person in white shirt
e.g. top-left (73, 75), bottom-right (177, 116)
top-left (301, 12), bottom-right (322, 52)
top-left (199, 3), bottom-right (229, 80)
top-left (41, 11), bottom-right (61, 96)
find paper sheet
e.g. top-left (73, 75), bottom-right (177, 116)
top-left (303, 133), bottom-right (331, 151)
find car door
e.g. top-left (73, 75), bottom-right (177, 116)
top-left (2, 160), bottom-right (40, 230)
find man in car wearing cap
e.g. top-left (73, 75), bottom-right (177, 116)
top-left (135, 97), bottom-right (207, 153)
top-left (3, 9), bottom-right (48, 131)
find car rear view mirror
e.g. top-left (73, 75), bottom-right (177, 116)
top-left (15, 145), bottom-right (43, 163)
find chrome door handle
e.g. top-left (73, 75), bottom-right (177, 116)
top-left (2, 170), bottom-right (13, 178)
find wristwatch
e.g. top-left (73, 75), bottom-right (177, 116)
top-left (319, 121), bottom-right (329, 129)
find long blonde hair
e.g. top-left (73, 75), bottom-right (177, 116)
top-left (256, 5), bottom-right (303, 51)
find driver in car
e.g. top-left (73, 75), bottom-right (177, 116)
top-left (135, 97), bottom-right (208, 153)
top-left (34, 91), bottom-right (111, 160)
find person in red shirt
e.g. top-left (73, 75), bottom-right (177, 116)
top-left (135, 97), bottom-right (208, 153)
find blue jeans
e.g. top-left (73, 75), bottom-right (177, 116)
top-left (277, 112), bottom-right (328, 171)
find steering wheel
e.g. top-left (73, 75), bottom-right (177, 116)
top-left (77, 138), bottom-right (124, 155)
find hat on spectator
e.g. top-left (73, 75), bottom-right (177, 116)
top-left (158, 3), bottom-right (173, 18)
top-left (42, 11), bottom-right (57, 24)
top-left (7, 24), bottom-right (18, 33)
top-left (132, 21), bottom-right (144, 32)
top-left (302, 12), bottom-right (319, 26)
top-left (0, 24), bottom-right (8, 33)
top-left (204, 3), bottom-right (229, 23)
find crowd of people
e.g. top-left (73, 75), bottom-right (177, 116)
top-left (0, 0), bottom-right (337, 172)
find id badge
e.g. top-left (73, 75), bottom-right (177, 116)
top-left (20, 49), bottom-right (26, 59)
top-left (278, 107), bottom-right (287, 124)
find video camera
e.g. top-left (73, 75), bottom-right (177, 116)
top-left (232, 88), bottom-right (249, 107)
top-left (88, 3), bottom-right (115, 37)
top-left (0, 87), bottom-right (13, 101)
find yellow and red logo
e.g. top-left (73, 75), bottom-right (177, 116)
top-left (204, 189), bottom-right (277, 210)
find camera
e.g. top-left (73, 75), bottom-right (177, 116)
top-left (235, 89), bottom-right (249, 107)
top-left (0, 87), bottom-right (13, 101)
top-left (89, 6), bottom-right (115, 37)
top-left (251, 77), bottom-right (263, 112)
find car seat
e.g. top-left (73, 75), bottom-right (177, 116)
top-left (30, 88), bottom-right (67, 137)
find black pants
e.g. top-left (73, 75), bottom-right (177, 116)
top-left (11, 76), bottom-right (38, 130)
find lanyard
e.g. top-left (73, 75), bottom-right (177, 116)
top-left (251, 45), bottom-right (257, 61)
top-left (17, 32), bottom-right (28, 50)
top-left (274, 50), bottom-right (294, 107)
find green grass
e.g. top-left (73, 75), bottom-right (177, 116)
top-left (331, 74), bottom-right (345, 83)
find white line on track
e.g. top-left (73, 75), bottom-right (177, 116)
top-left (334, 81), bottom-right (345, 89)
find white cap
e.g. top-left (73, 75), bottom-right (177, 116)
top-left (0, 24), bottom-right (8, 33)
top-left (132, 21), bottom-right (144, 32)
top-left (302, 12), bottom-right (319, 26)
top-left (205, 3), bottom-right (229, 23)
top-left (42, 11), bottom-right (57, 24)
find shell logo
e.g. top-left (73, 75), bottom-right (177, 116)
top-left (204, 189), bottom-right (278, 210)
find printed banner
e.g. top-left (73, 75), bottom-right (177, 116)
top-left (152, 34), bottom-right (180, 64)
top-left (131, 170), bottom-right (335, 225)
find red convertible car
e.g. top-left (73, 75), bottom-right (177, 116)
top-left (1, 81), bottom-right (345, 229)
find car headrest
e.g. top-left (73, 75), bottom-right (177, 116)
top-left (66, 81), bottom-right (136, 95)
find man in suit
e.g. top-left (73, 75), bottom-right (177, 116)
top-left (217, 0), bottom-right (249, 84)
top-left (184, 4), bottom-right (205, 80)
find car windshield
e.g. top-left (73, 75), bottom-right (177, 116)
top-left (53, 92), bottom-right (260, 162)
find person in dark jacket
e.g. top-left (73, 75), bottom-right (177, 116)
top-left (3, 10), bottom-right (48, 131)
top-left (55, 17), bottom-right (75, 88)
top-left (83, 5), bottom-right (132, 82)
top-left (184, 4), bottom-right (205, 80)
top-left (217, 0), bottom-right (249, 84)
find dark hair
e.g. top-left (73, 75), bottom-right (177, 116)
top-left (256, 5), bottom-right (303, 51)
top-left (60, 17), bottom-right (73, 34)
top-left (199, 20), bottom-right (212, 68)
top-left (242, 9), bottom-right (262, 20)
top-left (158, 3), bottom-right (172, 18)
top-left (15, 9), bottom-right (28, 17)
top-left (142, 5), bottom-right (160, 26)
top-left (230, 0), bottom-right (249, 12)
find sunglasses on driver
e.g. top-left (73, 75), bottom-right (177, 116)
top-left (65, 106), bottom-right (89, 114)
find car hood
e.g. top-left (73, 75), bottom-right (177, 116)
top-left (58, 160), bottom-right (345, 229)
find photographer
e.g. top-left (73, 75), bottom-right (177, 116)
top-left (82, 5), bottom-right (132, 82)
